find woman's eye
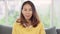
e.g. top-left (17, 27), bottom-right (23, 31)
top-left (24, 9), bottom-right (27, 11)
top-left (29, 9), bottom-right (32, 11)
top-left (23, 9), bottom-right (32, 12)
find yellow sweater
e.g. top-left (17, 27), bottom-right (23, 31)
top-left (12, 22), bottom-right (46, 34)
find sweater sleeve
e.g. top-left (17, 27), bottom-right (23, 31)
top-left (39, 23), bottom-right (46, 34)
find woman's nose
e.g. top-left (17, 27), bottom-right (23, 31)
top-left (26, 10), bottom-right (30, 14)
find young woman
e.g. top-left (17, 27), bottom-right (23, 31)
top-left (12, 1), bottom-right (46, 34)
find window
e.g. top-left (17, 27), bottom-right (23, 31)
top-left (0, 0), bottom-right (21, 26)
top-left (53, 0), bottom-right (60, 28)
top-left (0, 0), bottom-right (60, 28)
top-left (7, 0), bottom-right (21, 26)
top-left (0, 1), bottom-right (5, 25)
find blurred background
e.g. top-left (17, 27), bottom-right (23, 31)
top-left (0, 0), bottom-right (60, 29)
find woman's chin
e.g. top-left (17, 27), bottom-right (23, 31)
top-left (25, 17), bottom-right (30, 20)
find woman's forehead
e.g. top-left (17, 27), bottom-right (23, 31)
top-left (23, 4), bottom-right (32, 9)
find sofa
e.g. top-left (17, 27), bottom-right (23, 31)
top-left (0, 25), bottom-right (60, 34)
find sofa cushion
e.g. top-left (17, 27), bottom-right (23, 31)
top-left (0, 25), bottom-right (2, 33)
top-left (0, 25), bottom-right (12, 34)
top-left (56, 29), bottom-right (60, 34)
top-left (45, 27), bottom-right (57, 34)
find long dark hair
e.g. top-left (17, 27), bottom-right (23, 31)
top-left (16, 1), bottom-right (40, 27)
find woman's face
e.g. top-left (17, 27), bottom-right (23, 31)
top-left (22, 4), bottom-right (32, 20)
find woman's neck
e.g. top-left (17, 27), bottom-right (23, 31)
top-left (26, 19), bottom-right (32, 27)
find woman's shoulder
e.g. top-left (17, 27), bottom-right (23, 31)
top-left (14, 18), bottom-right (21, 25)
top-left (38, 22), bottom-right (44, 27)
top-left (13, 21), bottom-right (21, 27)
top-left (16, 18), bottom-right (21, 23)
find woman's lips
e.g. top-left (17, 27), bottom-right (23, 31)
top-left (26, 15), bottom-right (30, 17)
top-left (26, 16), bottom-right (30, 17)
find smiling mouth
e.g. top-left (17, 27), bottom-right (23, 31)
top-left (25, 15), bottom-right (30, 17)
top-left (26, 16), bottom-right (30, 17)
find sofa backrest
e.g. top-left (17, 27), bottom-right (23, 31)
top-left (56, 29), bottom-right (60, 34)
top-left (45, 27), bottom-right (57, 34)
top-left (0, 25), bottom-right (60, 34)
top-left (0, 25), bottom-right (12, 34)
